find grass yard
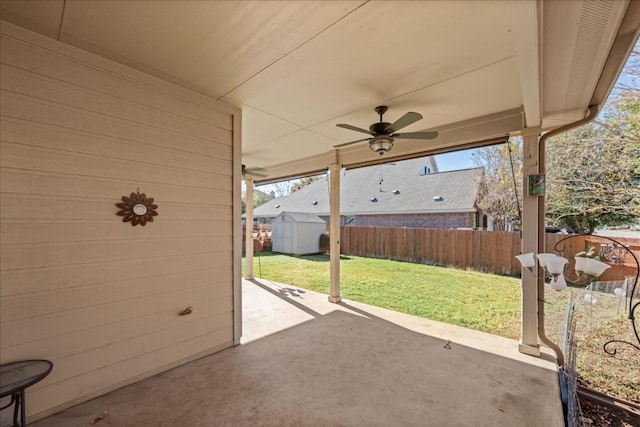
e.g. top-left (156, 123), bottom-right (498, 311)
top-left (244, 253), bottom-right (639, 403)
top-left (245, 253), bottom-right (567, 340)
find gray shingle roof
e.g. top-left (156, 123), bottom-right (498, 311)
top-left (274, 212), bottom-right (327, 224)
top-left (254, 157), bottom-right (483, 218)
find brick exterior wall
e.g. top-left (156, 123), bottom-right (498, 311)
top-left (318, 213), bottom-right (476, 229)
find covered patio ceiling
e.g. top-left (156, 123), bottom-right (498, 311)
top-left (1, 0), bottom-right (638, 182)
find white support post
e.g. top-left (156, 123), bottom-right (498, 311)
top-left (245, 177), bottom-right (254, 280)
top-left (519, 133), bottom-right (541, 356)
top-left (329, 162), bottom-right (341, 303)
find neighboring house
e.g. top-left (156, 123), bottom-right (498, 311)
top-left (254, 157), bottom-right (487, 230)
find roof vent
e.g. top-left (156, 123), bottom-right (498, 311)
top-left (275, 204), bottom-right (280, 208)
top-left (312, 201), bottom-right (318, 205)
top-left (433, 196), bottom-right (443, 202)
top-left (393, 189), bottom-right (400, 195)
top-left (370, 197), bottom-right (378, 202)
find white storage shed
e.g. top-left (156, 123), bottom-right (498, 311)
top-left (271, 212), bottom-right (327, 255)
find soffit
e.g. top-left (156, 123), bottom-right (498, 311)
top-left (541, 0), bottom-right (629, 129)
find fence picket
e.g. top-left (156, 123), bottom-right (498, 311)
top-left (336, 227), bottom-right (639, 277)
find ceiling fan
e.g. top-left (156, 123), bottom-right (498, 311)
top-left (335, 106), bottom-right (438, 155)
top-left (242, 164), bottom-right (268, 178)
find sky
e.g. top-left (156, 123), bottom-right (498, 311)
top-left (434, 149), bottom-right (476, 172)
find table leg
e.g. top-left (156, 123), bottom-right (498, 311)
top-left (20, 389), bottom-right (26, 427)
top-left (12, 391), bottom-right (19, 427)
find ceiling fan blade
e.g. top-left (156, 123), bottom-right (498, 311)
top-left (243, 164), bottom-right (268, 178)
top-left (385, 112), bottom-right (423, 133)
top-left (336, 123), bottom-right (374, 135)
top-left (334, 137), bottom-right (372, 148)
top-left (392, 131), bottom-right (439, 140)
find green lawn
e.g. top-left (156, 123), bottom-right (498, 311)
top-left (244, 253), bottom-right (639, 402)
top-left (245, 253), bottom-right (567, 340)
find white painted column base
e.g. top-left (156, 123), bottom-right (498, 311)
top-left (328, 296), bottom-right (342, 303)
top-left (518, 343), bottom-right (541, 357)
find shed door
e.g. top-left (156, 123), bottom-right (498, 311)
top-left (283, 222), bottom-right (294, 253)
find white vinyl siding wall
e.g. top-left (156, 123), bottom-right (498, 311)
top-left (0, 22), bottom-right (240, 421)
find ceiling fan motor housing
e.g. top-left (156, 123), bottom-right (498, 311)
top-left (334, 105), bottom-right (436, 152)
top-left (370, 122), bottom-right (392, 135)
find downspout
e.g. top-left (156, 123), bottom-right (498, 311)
top-left (537, 104), bottom-right (600, 367)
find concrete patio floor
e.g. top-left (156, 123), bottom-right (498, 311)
top-left (33, 278), bottom-right (564, 426)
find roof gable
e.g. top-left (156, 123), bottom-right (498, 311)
top-left (272, 211), bottom-right (326, 224)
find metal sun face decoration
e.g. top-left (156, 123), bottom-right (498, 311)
top-left (116, 190), bottom-right (158, 226)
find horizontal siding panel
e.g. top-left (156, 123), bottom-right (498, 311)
top-left (1, 221), bottom-right (232, 244)
top-left (1, 236), bottom-right (232, 270)
top-left (28, 328), bottom-right (233, 418)
top-left (1, 64), bottom-right (230, 142)
top-left (1, 170), bottom-right (231, 201)
top-left (0, 195), bottom-right (232, 221)
top-left (1, 118), bottom-right (232, 173)
top-left (0, 36), bottom-right (234, 130)
top-left (32, 312), bottom-right (233, 393)
top-left (1, 142), bottom-right (232, 189)
top-left (1, 297), bottom-right (231, 362)
top-left (1, 24), bottom-right (238, 420)
top-left (1, 267), bottom-right (232, 322)
top-left (0, 92), bottom-right (232, 159)
top-left (0, 287), bottom-right (233, 348)
top-left (1, 252), bottom-right (233, 297)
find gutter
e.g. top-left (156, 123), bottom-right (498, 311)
top-left (536, 105), bottom-right (600, 368)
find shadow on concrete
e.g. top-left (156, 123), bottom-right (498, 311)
top-left (33, 305), bottom-right (564, 427)
top-left (249, 278), bottom-right (320, 318)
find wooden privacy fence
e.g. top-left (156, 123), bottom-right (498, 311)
top-left (242, 225), bottom-right (272, 254)
top-left (339, 227), bottom-right (640, 278)
top-left (340, 227), bottom-right (521, 275)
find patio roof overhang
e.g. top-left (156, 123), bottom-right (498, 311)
top-left (1, 1), bottom-right (638, 183)
top-left (2, 2), bottom-right (639, 420)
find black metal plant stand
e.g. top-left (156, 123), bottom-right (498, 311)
top-left (554, 235), bottom-right (639, 355)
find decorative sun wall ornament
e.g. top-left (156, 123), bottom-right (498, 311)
top-left (116, 190), bottom-right (158, 226)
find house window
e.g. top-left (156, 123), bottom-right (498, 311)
top-left (345, 216), bottom-right (356, 225)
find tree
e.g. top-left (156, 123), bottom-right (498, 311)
top-left (290, 175), bottom-right (322, 193)
top-left (545, 47), bottom-right (640, 234)
top-left (472, 140), bottom-right (522, 231)
top-left (241, 186), bottom-right (275, 215)
top-left (473, 45), bottom-right (640, 234)
top-left (545, 96), bottom-right (640, 234)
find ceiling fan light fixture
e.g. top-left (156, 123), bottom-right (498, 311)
top-left (370, 137), bottom-right (394, 155)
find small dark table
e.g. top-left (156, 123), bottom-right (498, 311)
top-left (1, 360), bottom-right (53, 427)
